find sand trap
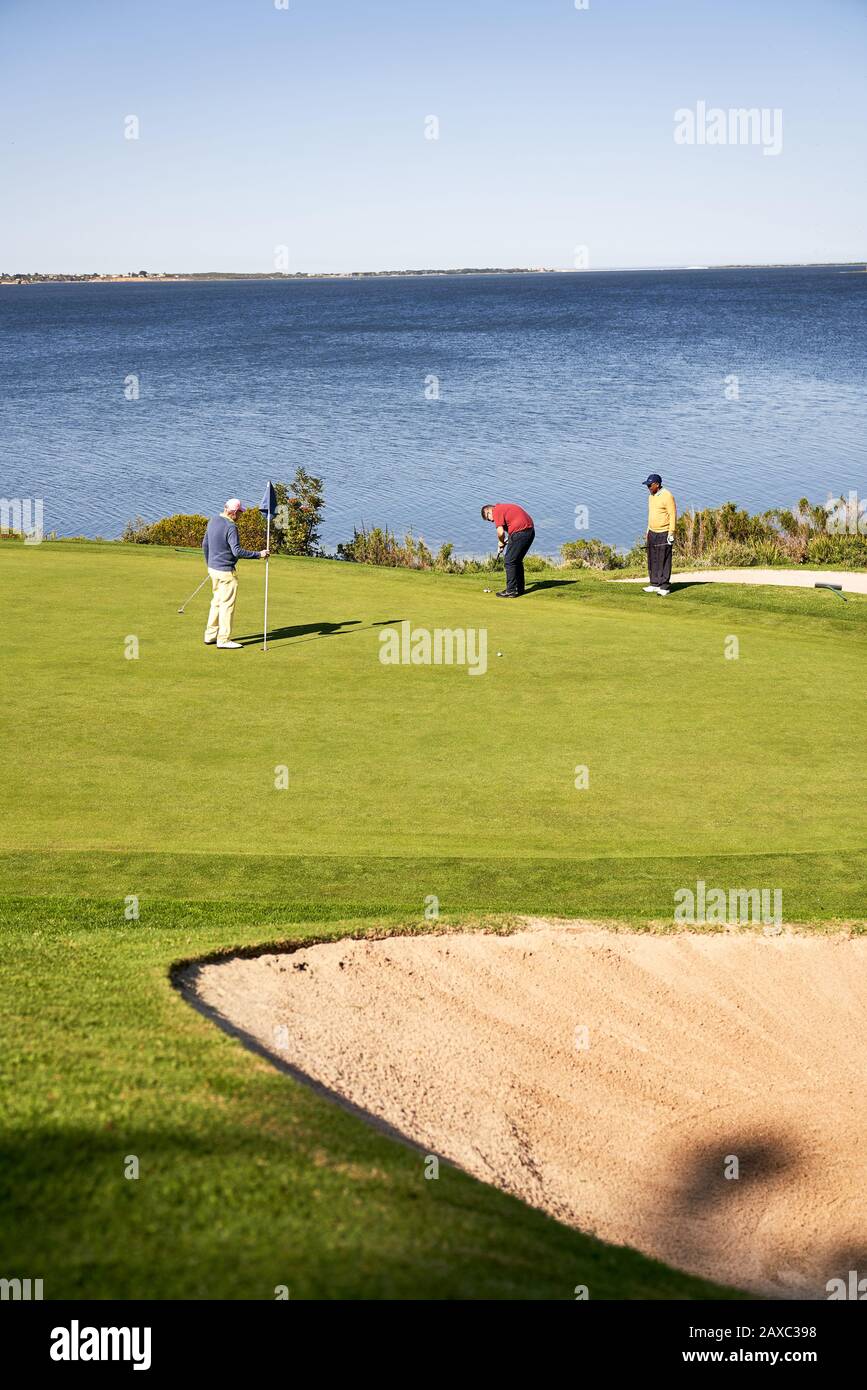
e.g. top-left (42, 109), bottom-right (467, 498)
top-left (181, 925), bottom-right (867, 1298)
top-left (616, 567), bottom-right (867, 594)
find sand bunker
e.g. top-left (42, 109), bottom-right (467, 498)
top-left (181, 925), bottom-right (867, 1297)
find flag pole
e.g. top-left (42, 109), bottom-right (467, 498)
top-left (263, 510), bottom-right (271, 653)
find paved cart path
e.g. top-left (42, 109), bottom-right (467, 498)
top-left (616, 567), bottom-right (867, 594)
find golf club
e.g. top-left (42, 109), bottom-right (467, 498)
top-left (177, 575), bottom-right (210, 613)
top-left (814, 582), bottom-right (848, 603)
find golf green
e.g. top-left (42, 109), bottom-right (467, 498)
top-left (1, 541), bottom-right (864, 1298)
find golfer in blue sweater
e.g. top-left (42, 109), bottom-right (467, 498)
top-left (202, 499), bottom-right (269, 648)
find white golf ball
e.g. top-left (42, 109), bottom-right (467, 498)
top-left (497, 651), bottom-right (503, 657)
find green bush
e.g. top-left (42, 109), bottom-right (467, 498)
top-left (338, 526), bottom-right (559, 573)
top-left (122, 493), bottom-right (867, 572)
top-left (622, 542), bottom-right (648, 569)
top-left (121, 516), bottom-right (151, 543)
top-left (561, 538), bottom-right (627, 571)
top-left (121, 510), bottom-right (266, 549)
top-left (444, 552), bottom-right (506, 574)
top-left (699, 540), bottom-right (769, 568)
top-left (337, 525), bottom-right (434, 568)
top-left (558, 496), bottom-right (867, 573)
top-left (123, 470), bottom-right (324, 556)
top-left (672, 498), bottom-right (867, 569)
top-left (143, 514), bottom-right (209, 547)
top-left (271, 470), bottom-right (325, 556)
top-left (806, 533), bottom-right (867, 566)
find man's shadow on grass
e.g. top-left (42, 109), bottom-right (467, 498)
top-left (522, 579), bottom-right (580, 594)
top-left (237, 618), bottom-right (402, 647)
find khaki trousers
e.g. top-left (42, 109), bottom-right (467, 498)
top-left (205, 568), bottom-right (238, 643)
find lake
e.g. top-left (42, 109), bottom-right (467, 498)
top-left (1, 267), bottom-right (864, 553)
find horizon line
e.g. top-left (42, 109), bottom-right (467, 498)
top-left (3, 259), bottom-right (865, 282)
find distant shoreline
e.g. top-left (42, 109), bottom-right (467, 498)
top-left (5, 269), bottom-right (550, 287)
top-left (1, 262), bottom-right (864, 287)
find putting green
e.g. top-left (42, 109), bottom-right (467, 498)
top-left (1, 542), bottom-right (864, 1299)
top-left (3, 542), bottom-right (866, 889)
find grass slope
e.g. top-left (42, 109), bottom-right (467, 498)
top-left (2, 543), bottom-right (865, 1299)
top-left (1, 899), bottom-right (738, 1300)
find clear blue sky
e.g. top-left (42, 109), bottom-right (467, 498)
top-left (1, 0), bottom-right (864, 273)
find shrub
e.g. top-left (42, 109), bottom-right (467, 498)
top-left (749, 540), bottom-right (789, 567)
top-left (121, 516), bottom-right (151, 543)
top-left (122, 493), bottom-right (867, 571)
top-left (271, 469), bottom-right (325, 556)
top-left (806, 533), bottom-right (867, 566)
top-left (561, 538), bottom-right (627, 571)
top-left (337, 525), bottom-right (434, 568)
top-left (676, 502), bottom-right (769, 560)
top-left (671, 498), bottom-right (867, 570)
top-left (338, 527), bottom-right (559, 573)
top-left (700, 540), bottom-right (769, 568)
top-left (444, 552), bottom-right (507, 574)
top-left (144, 514), bottom-right (209, 547)
top-left (236, 510), bottom-right (267, 550)
top-left (123, 470), bottom-right (325, 556)
top-left (622, 541), bottom-right (648, 569)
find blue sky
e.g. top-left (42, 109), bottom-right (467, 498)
top-left (1, 0), bottom-right (865, 272)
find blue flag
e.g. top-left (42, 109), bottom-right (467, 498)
top-left (259, 481), bottom-right (277, 517)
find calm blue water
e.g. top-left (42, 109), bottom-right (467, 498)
top-left (1, 268), bottom-right (864, 553)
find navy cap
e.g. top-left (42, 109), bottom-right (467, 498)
top-left (642, 473), bottom-right (662, 487)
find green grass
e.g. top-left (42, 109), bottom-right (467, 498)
top-left (0, 898), bottom-right (739, 1300)
top-left (2, 542), bottom-right (865, 1299)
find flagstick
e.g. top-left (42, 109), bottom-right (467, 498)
top-left (263, 511), bottom-right (271, 653)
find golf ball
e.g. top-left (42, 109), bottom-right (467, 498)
top-left (497, 651), bottom-right (503, 657)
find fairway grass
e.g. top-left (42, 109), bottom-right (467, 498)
top-left (1, 542), bottom-right (864, 1299)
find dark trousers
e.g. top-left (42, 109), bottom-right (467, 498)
top-left (646, 530), bottom-right (673, 591)
top-left (503, 527), bottom-right (535, 595)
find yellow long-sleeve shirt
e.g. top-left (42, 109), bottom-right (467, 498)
top-left (647, 488), bottom-right (677, 535)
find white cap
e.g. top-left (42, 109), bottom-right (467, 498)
top-left (224, 498), bottom-right (244, 513)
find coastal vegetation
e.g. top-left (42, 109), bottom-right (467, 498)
top-left (119, 491), bottom-right (867, 573)
top-left (563, 498), bottom-right (867, 571)
top-left (122, 468), bottom-right (325, 556)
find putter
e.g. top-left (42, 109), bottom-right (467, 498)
top-left (177, 575), bottom-right (210, 613)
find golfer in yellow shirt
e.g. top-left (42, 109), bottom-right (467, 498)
top-left (642, 473), bottom-right (677, 596)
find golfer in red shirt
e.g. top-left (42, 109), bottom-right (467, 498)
top-left (481, 502), bottom-right (535, 597)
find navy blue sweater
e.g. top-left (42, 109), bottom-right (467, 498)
top-left (202, 514), bottom-right (262, 571)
